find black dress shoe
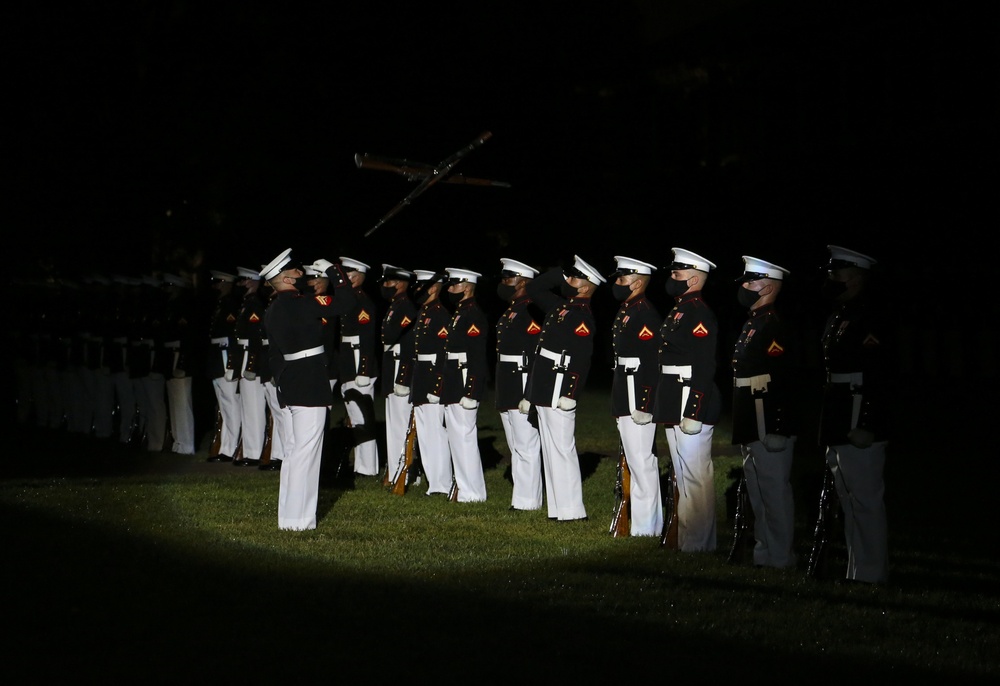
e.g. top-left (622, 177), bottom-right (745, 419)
top-left (207, 454), bottom-right (233, 463)
top-left (258, 459), bottom-right (281, 471)
top-left (233, 458), bottom-right (260, 467)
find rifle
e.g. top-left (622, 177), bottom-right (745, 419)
top-left (609, 441), bottom-right (631, 537)
top-left (448, 475), bottom-right (459, 502)
top-left (807, 468), bottom-right (840, 578)
top-left (388, 408), bottom-right (417, 496)
top-left (660, 458), bottom-right (679, 549)
top-left (726, 469), bottom-right (755, 564)
top-left (208, 406), bottom-right (223, 458)
top-left (258, 405), bottom-right (273, 465)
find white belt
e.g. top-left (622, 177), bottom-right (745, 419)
top-left (539, 348), bottom-right (571, 408)
top-left (237, 338), bottom-right (249, 346)
top-left (417, 354), bottom-right (437, 363)
top-left (735, 374), bottom-right (771, 392)
top-left (384, 343), bottom-right (400, 353)
top-left (447, 352), bottom-right (468, 363)
top-left (261, 338), bottom-right (269, 346)
top-left (342, 335), bottom-right (361, 345)
top-left (283, 345), bottom-right (325, 361)
top-left (661, 364), bottom-right (691, 377)
top-left (499, 354), bottom-right (524, 364)
top-left (830, 372), bottom-right (864, 429)
top-left (164, 341), bottom-right (180, 349)
top-left (616, 356), bottom-right (641, 369)
top-left (448, 351), bottom-right (468, 385)
top-left (539, 347), bottom-right (570, 367)
top-left (211, 337), bottom-right (228, 346)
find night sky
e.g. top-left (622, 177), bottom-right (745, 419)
top-left (5, 2), bottom-right (993, 287)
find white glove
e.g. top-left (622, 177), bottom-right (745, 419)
top-left (680, 417), bottom-right (702, 435)
top-left (355, 375), bottom-right (371, 387)
top-left (309, 258), bottom-right (335, 273)
top-left (427, 393), bottom-right (441, 404)
top-left (846, 428), bottom-right (874, 449)
top-left (631, 410), bottom-right (653, 426)
top-left (394, 384), bottom-right (410, 397)
top-left (762, 433), bottom-right (787, 452)
top-left (517, 398), bottom-right (531, 415)
top-left (460, 397), bottom-right (479, 410)
top-left (556, 396), bottom-right (577, 411)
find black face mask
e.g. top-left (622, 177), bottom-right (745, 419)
top-left (611, 284), bottom-right (632, 301)
top-left (821, 280), bottom-right (848, 302)
top-left (445, 291), bottom-right (464, 306)
top-left (381, 285), bottom-right (396, 301)
top-left (294, 276), bottom-right (314, 295)
top-left (665, 278), bottom-right (688, 298)
top-left (560, 280), bottom-right (579, 299)
top-left (496, 283), bottom-right (515, 302)
top-left (737, 286), bottom-right (759, 309)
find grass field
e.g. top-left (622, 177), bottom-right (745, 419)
top-left (4, 378), bottom-right (999, 683)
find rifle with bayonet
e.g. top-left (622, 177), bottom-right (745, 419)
top-left (660, 458), bottom-right (679, 549)
top-left (726, 468), bottom-right (754, 564)
top-left (609, 441), bottom-right (630, 537)
top-left (807, 467), bottom-right (840, 578)
top-left (388, 408), bottom-right (417, 496)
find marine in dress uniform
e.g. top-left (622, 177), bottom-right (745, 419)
top-left (378, 264), bottom-right (418, 484)
top-left (108, 275), bottom-right (139, 444)
top-left (231, 266), bottom-right (268, 467)
top-left (441, 268), bottom-right (489, 502)
top-left (337, 257), bottom-right (381, 476)
top-left (731, 256), bottom-right (798, 568)
top-left (523, 255), bottom-right (605, 522)
top-left (261, 249), bottom-right (354, 531)
top-left (205, 270), bottom-right (243, 462)
top-left (652, 248), bottom-right (723, 552)
top-left (409, 269), bottom-right (453, 496)
top-left (257, 280), bottom-right (286, 471)
top-left (162, 273), bottom-right (199, 455)
top-left (494, 258), bottom-right (544, 511)
top-left (818, 245), bottom-right (891, 584)
top-left (609, 256), bottom-right (664, 537)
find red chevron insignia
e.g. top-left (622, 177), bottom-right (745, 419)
top-left (249, 313), bottom-right (260, 323)
top-left (437, 327), bottom-right (448, 338)
top-left (467, 324), bottom-right (481, 336)
top-left (692, 322), bottom-right (709, 337)
top-left (401, 316), bottom-right (412, 327)
top-left (358, 309), bottom-right (370, 323)
top-left (767, 341), bottom-right (785, 356)
top-left (638, 325), bottom-right (654, 340)
top-left (527, 321), bottom-right (541, 334)
top-left (575, 322), bottom-right (591, 336)
top-left (315, 295), bottom-right (332, 305)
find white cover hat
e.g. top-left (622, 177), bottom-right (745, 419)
top-left (612, 255), bottom-right (657, 276)
top-left (740, 256), bottom-right (790, 281)
top-left (381, 264), bottom-right (414, 281)
top-left (237, 266), bottom-right (261, 280)
top-left (445, 267), bottom-right (482, 284)
top-left (670, 247), bottom-right (716, 272)
top-left (826, 245), bottom-right (876, 270)
top-left (209, 270), bottom-right (235, 282)
top-left (499, 258), bottom-right (539, 278)
top-left (569, 254), bottom-right (606, 285)
top-left (413, 269), bottom-right (441, 283)
top-left (339, 256), bottom-right (370, 273)
top-left (260, 248), bottom-right (293, 281)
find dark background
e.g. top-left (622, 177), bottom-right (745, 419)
top-left (5, 2), bottom-right (993, 280)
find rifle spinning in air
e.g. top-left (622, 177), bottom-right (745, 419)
top-left (355, 131), bottom-right (510, 237)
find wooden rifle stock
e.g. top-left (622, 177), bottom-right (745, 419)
top-left (807, 468), bottom-right (839, 578)
top-left (259, 406), bottom-right (273, 465)
top-left (389, 409), bottom-right (416, 496)
top-left (448, 476), bottom-right (459, 502)
top-left (660, 459), bottom-right (679, 549)
top-left (609, 442), bottom-right (631, 537)
top-left (209, 407), bottom-right (223, 457)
